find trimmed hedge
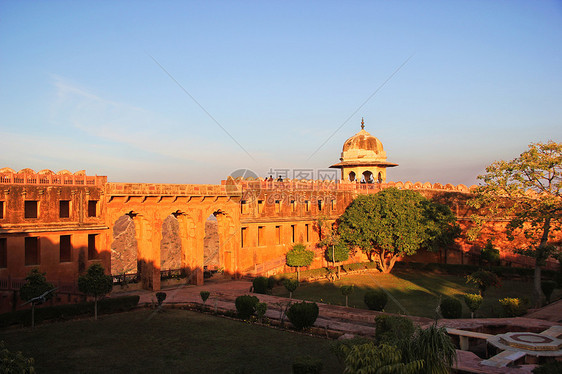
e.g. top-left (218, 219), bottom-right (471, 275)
top-left (440, 297), bottom-right (462, 319)
top-left (235, 295), bottom-right (259, 319)
top-left (0, 295), bottom-right (140, 328)
top-left (286, 301), bottom-right (319, 330)
top-left (252, 277), bottom-right (270, 294)
top-left (364, 289), bottom-right (388, 311)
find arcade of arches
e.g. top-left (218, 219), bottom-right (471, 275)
top-left (1, 122), bottom-right (559, 295)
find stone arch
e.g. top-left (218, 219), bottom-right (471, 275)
top-left (377, 172), bottom-right (383, 183)
top-left (362, 170), bottom-right (374, 183)
top-left (110, 213), bottom-right (138, 277)
top-left (160, 214), bottom-right (182, 271)
top-left (404, 181), bottom-right (413, 189)
top-left (348, 171), bottom-right (356, 182)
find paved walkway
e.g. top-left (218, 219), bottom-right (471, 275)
top-left (112, 278), bottom-right (562, 374)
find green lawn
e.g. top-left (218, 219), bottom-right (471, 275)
top-left (0, 309), bottom-right (343, 374)
top-left (272, 269), bottom-right (561, 318)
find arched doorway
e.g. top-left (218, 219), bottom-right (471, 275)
top-left (160, 214), bottom-right (182, 271)
top-left (362, 171), bottom-right (374, 183)
top-left (204, 213), bottom-right (220, 270)
top-left (348, 171), bottom-right (356, 182)
top-left (110, 214), bottom-right (138, 283)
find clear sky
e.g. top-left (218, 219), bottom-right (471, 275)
top-left (1, 0), bottom-right (560, 186)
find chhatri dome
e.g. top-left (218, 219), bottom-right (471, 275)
top-left (330, 118), bottom-right (398, 183)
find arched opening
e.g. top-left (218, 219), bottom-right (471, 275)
top-left (204, 213), bottom-right (220, 270)
top-left (348, 171), bottom-right (356, 182)
top-left (111, 214), bottom-right (138, 283)
top-left (160, 214), bottom-right (182, 272)
top-left (378, 172), bottom-right (383, 183)
top-left (362, 171), bottom-right (374, 184)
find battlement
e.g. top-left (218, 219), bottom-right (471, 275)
top-left (106, 182), bottom-right (234, 196)
top-left (0, 168), bottom-right (107, 186)
top-left (222, 177), bottom-right (477, 194)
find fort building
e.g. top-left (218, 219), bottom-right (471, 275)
top-left (0, 123), bottom-right (559, 311)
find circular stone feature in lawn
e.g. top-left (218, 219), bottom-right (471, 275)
top-left (491, 332), bottom-right (562, 353)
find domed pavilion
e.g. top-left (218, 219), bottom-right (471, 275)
top-left (330, 118), bottom-right (398, 183)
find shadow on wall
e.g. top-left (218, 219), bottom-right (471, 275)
top-left (0, 230), bottom-right (112, 313)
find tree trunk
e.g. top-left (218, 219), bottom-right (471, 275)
top-left (534, 218), bottom-right (551, 308)
top-left (95, 297), bottom-right (98, 320)
top-left (297, 267), bottom-right (300, 282)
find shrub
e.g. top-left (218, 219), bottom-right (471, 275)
top-left (375, 315), bottom-right (415, 344)
top-left (499, 297), bottom-right (527, 317)
top-left (330, 337), bottom-right (373, 363)
top-left (267, 276), bottom-right (277, 290)
top-left (155, 292), bottom-right (166, 306)
top-left (462, 293), bottom-right (483, 318)
top-left (466, 270), bottom-right (500, 296)
top-left (256, 302), bottom-right (267, 321)
top-left (541, 281), bottom-right (556, 304)
top-left (480, 239), bottom-right (500, 266)
top-left (200, 291), bottom-right (210, 305)
top-left (283, 279), bottom-right (299, 299)
top-left (0, 341), bottom-right (35, 373)
top-left (286, 301), bottom-right (319, 330)
top-left (364, 289), bottom-right (388, 311)
top-left (235, 295), bottom-right (259, 319)
top-left (292, 355), bottom-right (323, 374)
top-left (440, 297), bottom-right (462, 319)
top-left (252, 277), bottom-right (270, 294)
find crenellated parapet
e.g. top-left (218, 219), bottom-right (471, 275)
top-left (0, 167), bottom-right (107, 186)
top-left (222, 176), bottom-right (477, 194)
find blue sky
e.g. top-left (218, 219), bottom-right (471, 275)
top-left (1, 0), bottom-right (560, 186)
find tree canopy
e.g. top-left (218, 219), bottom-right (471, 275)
top-left (286, 243), bottom-right (314, 281)
top-left (19, 269), bottom-right (55, 302)
top-left (337, 188), bottom-right (459, 273)
top-left (78, 263), bottom-right (113, 319)
top-left (468, 141), bottom-right (562, 306)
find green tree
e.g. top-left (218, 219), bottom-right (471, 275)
top-left (463, 293), bottom-right (483, 318)
top-left (466, 270), bottom-right (500, 296)
top-left (283, 279), bottom-right (299, 299)
top-left (78, 264), bottom-right (113, 320)
top-left (286, 243), bottom-right (314, 281)
top-left (468, 141), bottom-right (562, 307)
top-left (338, 188), bottom-right (459, 273)
top-left (480, 239), bottom-right (500, 266)
top-left (19, 269), bottom-right (55, 303)
top-left (340, 285), bottom-right (354, 307)
top-left (20, 269), bottom-right (56, 328)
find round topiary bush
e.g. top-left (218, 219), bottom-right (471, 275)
top-left (462, 293), bottom-right (483, 318)
top-left (364, 289), bottom-right (388, 311)
top-left (155, 292), bottom-right (167, 306)
top-left (499, 297), bottom-right (527, 317)
top-left (235, 295), bottom-right (259, 319)
top-left (286, 301), bottom-right (319, 330)
top-left (252, 276), bottom-right (269, 294)
top-left (440, 297), bottom-right (462, 319)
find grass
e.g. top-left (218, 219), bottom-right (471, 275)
top-left (0, 309), bottom-right (343, 374)
top-left (272, 269), bottom-right (562, 318)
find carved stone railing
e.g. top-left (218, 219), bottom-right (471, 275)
top-left (0, 168), bottom-right (106, 186)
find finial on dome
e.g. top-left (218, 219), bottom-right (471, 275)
top-left (361, 117), bottom-right (365, 130)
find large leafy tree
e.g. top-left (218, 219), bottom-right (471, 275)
top-left (338, 188), bottom-right (459, 273)
top-left (468, 141), bottom-right (562, 306)
top-left (78, 264), bottom-right (113, 320)
top-left (286, 243), bottom-right (314, 281)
